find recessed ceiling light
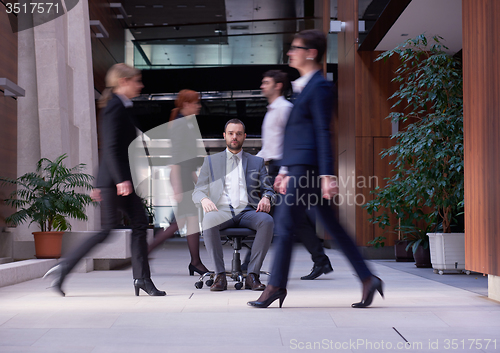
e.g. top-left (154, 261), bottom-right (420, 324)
top-left (153, 5), bottom-right (163, 8)
top-left (215, 14), bottom-right (223, 17)
top-left (135, 31), bottom-right (142, 34)
top-left (187, 39), bottom-right (196, 42)
top-left (177, 5), bottom-right (187, 8)
top-left (144, 23), bottom-right (153, 26)
top-left (135, 5), bottom-right (145, 8)
top-left (204, 39), bottom-right (209, 41)
top-left (195, 5), bottom-right (205, 8)
top-left (163, 23), bottom-right (168, 25)
top-left (167, 39), bottom-right (175, 41)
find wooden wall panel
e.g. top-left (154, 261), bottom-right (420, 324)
top-left (337, 0), bottom-right (358, 237)
top-left (355, 137), bottom-right (374, 246)
top-left (354, 137), bottom-right (398, 247)
top-left (0, 7), bottom-right (18, 227)
top-left (463, 0), bottom-right (500, 276)
top-left (355, 51), bottom-right (401, 137)
top-left (354, 51), bottom-right (401, 246)
top-left (372, 137), bottom-right (397, 244)
top-left (338, 1), bottom-right (401, 247)
top-left (88, 0), bottom-right (125, 93)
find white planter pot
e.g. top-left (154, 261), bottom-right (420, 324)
top-left (428, 232), bottom-right (470, 275)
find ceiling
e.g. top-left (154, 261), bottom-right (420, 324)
top-left (375, 0), bottom-right (462, 54)
top-left (120, 0), bottom-right (338, 67)
top-left (119, 0), bottom-right (446, 69)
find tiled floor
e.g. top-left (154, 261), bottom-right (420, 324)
top-left (0, 239), bottom-right (498, 353)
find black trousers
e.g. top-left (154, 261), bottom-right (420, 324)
top-left (269, 165), bottom-right (372, 288)
top-left (62, 188), bottom-right (151, 279)
top-left (268, 160), bottom-right (330, 267)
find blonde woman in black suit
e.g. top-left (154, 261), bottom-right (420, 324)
top-left (44, 63), bottom-right (166, 297)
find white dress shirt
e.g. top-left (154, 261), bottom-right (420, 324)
top-left (222, 148), bottom-right (248, 209)
top-left (256, 96), bottom-right (293, 162)
top-left (291, 69), bottom-right (319, 94)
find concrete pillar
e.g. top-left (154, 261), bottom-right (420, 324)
top-left (488, 275), bottom-right (500, 302)
top-left (15, 0), bottom-right (99, 257)
top-left (16, 27), bottom-right (41, 243)
top-left (65, 0), bottom-right (99, 231)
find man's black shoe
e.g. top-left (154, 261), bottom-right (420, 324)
top-left (300, 263), bottom-right (334, 280)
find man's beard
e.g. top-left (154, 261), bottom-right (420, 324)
top-left (227, 140), bottom-right (243, 151)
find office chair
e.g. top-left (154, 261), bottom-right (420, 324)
top-left (194, 207), bottom-right (270, 290)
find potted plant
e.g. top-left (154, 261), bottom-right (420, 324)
top-left (397, 223), bottom-right (433, 268)
top-left (140, 196), bottom-right (155, 227)
top-left (363, 34), bottom-right (464, 269)
top-left (0, 154), bottom-right (95, 258)
top-left (428, 202), bottom-right (467, 274)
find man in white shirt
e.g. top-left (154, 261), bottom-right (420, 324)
top-left (258, 70), bottom-right (333, 281)
top-left (192, 119), bottom-right (275, 291)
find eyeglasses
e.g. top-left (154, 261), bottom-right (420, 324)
top-left (289, 45), bottom-right (310, 51)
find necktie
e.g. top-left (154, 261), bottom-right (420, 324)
top-left (230, 155), bottom-right (240, 208)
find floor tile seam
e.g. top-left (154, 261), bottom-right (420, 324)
top-left (7, 327), bottom-right (51, 347)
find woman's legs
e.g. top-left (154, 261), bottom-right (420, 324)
top-left (148, 215), bottom-right (208, 272)
top-left (147, 222), bottom-right (179, 253)
top-left (185, 216), bottom-right (208, 272)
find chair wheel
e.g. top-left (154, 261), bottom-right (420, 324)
top-left (206, 279), bottom-right (214, 286)
top-left (195, 281), bottom-right (203, 289)
top-left (234, 282), bottom-right (243, 290)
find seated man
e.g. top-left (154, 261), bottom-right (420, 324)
top-left (192, 118), bottom-right (275, 291)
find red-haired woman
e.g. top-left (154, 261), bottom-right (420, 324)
top-left (148, 89), bottom-right (209, 276)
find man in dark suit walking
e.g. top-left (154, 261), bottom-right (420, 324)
top-left (258, 69), bottom-right (333, 280)
top-left (248, 30), bottom-right (383, 309)
top-left (192, 119), bottom-right (275, 292)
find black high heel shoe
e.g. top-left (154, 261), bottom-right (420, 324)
top-left (188, 263), bottom-right (208, 276)
top-left (351, 276), bottom-right (384, 308)
top-left (247, 288), bottom-right (287, 308)
top-left (134, 278), bottom-right (166, 296)
top-left (43, 263), bottom-right (67, 296)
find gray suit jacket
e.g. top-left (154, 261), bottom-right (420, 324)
top-left (192, 150), bottom-right (275, 209)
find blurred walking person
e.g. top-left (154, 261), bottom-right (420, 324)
top-left (147, 89), bottom-right (209, 276)
top-left (248, 30), bottom-right (383, 309)
top-left (258, 69), bottom-right (333, 280)
top-left (44, 63), bottom-right (166, 297)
